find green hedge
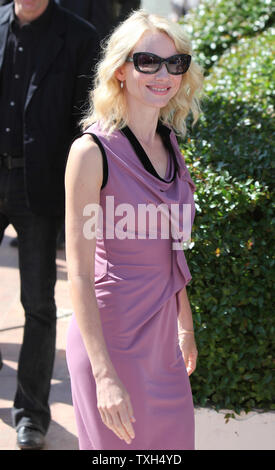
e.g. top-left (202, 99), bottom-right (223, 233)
top-left (179, 4), bottom-right (275, 413)
top-left (187, 27), bottom-right (274, 183)
top-left (185, 163), bottom-right (274, 412)
top-left (181, 0), bottom-right (274, 71)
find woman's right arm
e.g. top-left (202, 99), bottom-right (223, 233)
top-left (65, 135), bottom-right (135, 444)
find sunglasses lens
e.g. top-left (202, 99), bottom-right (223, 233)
top-left (167, 55), bottom-right (190, 74)
top-left (136, 53), bottom-right (160, 73)
top-left (131, 53), bottom-right (191, 74)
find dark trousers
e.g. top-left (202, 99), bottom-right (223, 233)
top-left (0, 167), bottom-right (63, 434)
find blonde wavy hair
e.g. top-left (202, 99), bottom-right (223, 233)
top-left (80, 9), bottom-right (204, 137)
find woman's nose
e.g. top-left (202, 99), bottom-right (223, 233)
top-left (155, 63), bottom-right (170, 78)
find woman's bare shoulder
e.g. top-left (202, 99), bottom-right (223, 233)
top-left (65, 134), bottom-right (103, 188)
top-left (68, 133), bottom-right (102, 164)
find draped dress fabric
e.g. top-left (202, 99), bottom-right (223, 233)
top-left (66, 121), bottom-right (197, 450)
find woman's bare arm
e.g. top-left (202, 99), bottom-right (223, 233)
top-left (65, 134), bottom-right (116, 380)
top-left (65, 135), bottom-right (135, 443)
top-left (177, 286), bottom-right (195, 333)
top-left (177, 286), bottom-right (198, 376)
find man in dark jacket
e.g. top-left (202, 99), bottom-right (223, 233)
top-left (0, 0), bottom-right (99, 449)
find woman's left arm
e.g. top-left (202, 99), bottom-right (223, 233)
top-left (177, 286), bottom-right (198, 376)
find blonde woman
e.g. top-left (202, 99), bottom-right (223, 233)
top-left (65, 9), bottom-right (204, 450)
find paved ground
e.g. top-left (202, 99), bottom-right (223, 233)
top-left (0, 225), bottom-right (274, 450)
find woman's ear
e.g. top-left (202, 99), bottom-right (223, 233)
top-left (115, 64), bottom-right (126, 82)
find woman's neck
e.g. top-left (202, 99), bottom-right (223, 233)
top-left (126, 103), bottom-right (160, 148)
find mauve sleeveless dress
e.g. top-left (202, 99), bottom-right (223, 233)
top-left (66, 121), bottom-right (197, 450)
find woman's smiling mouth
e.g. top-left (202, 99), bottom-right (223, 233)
top-left (146, 85), bottom-right (171, 95)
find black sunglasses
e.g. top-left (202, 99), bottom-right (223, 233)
top-left (126, 52), bottom-right (191, 75)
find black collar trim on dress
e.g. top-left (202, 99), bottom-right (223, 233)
top-left (121, 121), bottom-right (178, 183)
